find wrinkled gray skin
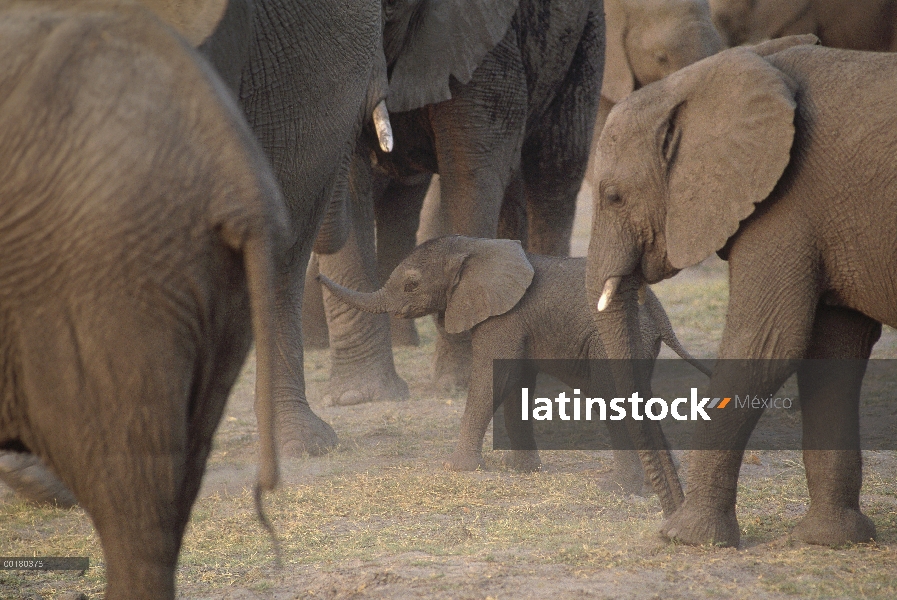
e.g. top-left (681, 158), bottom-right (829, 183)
top-left (320, 236), bottom-right (699, 516)
top-left (414, 0), bottom-right (723, 244)
top-left (310, 0), bottom-right (606, 405)
top-left (588, 36), bottom-right (897, 547)
top-left (193, 0), bottom-right (385, 454)
top-left (1, 0), bottom-right (386, 507)
top-left (0, 2), bottom-right (285, 597)
top-left (709, 0), bottom-right (897, 50)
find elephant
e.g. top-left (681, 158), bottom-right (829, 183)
top-left (587, 35), bottom-right (897, 547)
top-left (0, 0), bottom-right (388, 508)
top-left (149, 0), bottom-right (388, 454)
top-left (709, 0), bottom-right (897, 51)
top-left (416, 0), bottom-right (724, 245)
top-left (319, 235), bottom-right (696, 515)
top-left (0, 2), bottom-right (286, 597)
top-left (590, 0), bottom-right (723, 170)
top-left (310, 0), bottom-right (607, 405)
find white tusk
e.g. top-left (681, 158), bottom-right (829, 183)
top-left (597, 276), bottom-right (621, 312)
top-left (373, 100), bottom-right (393, 153)
top-left (637, 283), bottom-right (647, 305)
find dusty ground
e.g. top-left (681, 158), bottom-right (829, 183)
top-left (2, 189), bottom-right (897, 599)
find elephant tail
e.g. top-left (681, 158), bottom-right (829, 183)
top-left (644, 287), bottom-right (712, 378)
top-left (229, 215), bottom-right (284, 564)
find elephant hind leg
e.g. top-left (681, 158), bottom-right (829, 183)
top-left (793, 305), bottom-right (880, 545)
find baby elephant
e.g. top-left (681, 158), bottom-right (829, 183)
top-left (319, 235), bottom-right (707, 491)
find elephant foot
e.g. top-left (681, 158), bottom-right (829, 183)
top-left (276, 402), bottom-right (339, 457)
top-left (792, 505), bottom-right (875, 546)
top-left (390, 317), bottom-right (419, 347)
top-left (443, 449), bottom-right (484, 471)
top-left (327, 369), bottom-right (409, 406)
top-left (501, 450), bottom-right (541, 472)
top-left (660, 500), bottom-right (740, 547)
top-left (0, 451), bottom-right (78, 508)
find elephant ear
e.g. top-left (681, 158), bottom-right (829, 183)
top-left (138, 0), bottom-right (229, 47)
top-left (385, 0), bottom-right (520, 112)
top-left (602, 0), bottom-right (635, 104)
top-left (663, 48), bottom-right (797, 269)
top-left (444, 239), bottom-right (534, 334)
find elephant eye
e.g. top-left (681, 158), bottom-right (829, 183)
top-left (403, 280), bottom-right (418, 293)
top-left (604, 187), bottom-right (624, 208)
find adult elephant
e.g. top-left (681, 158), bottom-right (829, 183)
top-left (587, 35), bottom-right (897, 547)
top-left (415, 0), bottom-right (724, 247)
top-left (313, 0), bottom-right (607, 403)
top-left (709, 0), bottom-right (897, 50)
top-left (0, 2), bottom-right (285, 595)
top-left (148, 0), bottom-right (390, 453)
top-left (0, 0), bottom-right (387, 504)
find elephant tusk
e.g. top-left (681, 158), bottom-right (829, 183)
top-left (373, 100), bottom-right (393, 153)
top-left (597, 276), bottom-right (621, 312)
top-left (638, 282), bottom-right (647, 305)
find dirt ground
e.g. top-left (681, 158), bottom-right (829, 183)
top-left (2, 189), bottom-right (896, 599)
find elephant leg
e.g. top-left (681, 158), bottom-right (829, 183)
top-left (521, 8), bottom-right (603, 256)
top-left (499, 365), bottom-right (540, 472)
top-left (792, 305), bottom-right (880, 545)
top-left (660, 248), bottom-right (819, 547)
top-left (301, 254), bottom-right (329, 349)
top-left (270, 245), bottom-right (338, 456)
top-left (318, 152), bottom-right (409, 406)
top-left (0, 451), bottom-right (77, 507)
top-left (428, 43), bottom-right (528, 390)
top-left (373, 172), bottom-right (431, 347)
top-left (444, 332), bottom-right (524, 471)
top-left (496, 171), bottom-right (529, 246)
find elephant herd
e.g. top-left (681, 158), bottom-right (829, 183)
top-left (1, 0), bottom-right (896, 597)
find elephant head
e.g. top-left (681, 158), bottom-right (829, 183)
top-left (603, 0), bottom-right (725, 105)
top-left (586, 38), bottom-right (820, 384)
top-left (318, 235), bottom-right (534, 333)
top-left (708, 0), bottom-right (814, 47)
top-left (588, 41), bottom-right (812, 295)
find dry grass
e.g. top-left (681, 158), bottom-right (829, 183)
top-left (3, 192), bottom-right (897, 598)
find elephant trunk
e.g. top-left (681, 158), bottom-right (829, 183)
top-left (587, 250), bottom-right (684, 517)
top-left (318, 273), bottom-right (392, 314)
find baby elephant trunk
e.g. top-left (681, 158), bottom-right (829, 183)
top-left (317, 273), bottom-right (392, 314)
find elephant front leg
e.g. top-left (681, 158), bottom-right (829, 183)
top-left (317, 153), bottom-right (409, 406)
top-left (660, 240), bottom-right (818, 546)
top-left (520, 7), bottom-right (603, 257)
top-left (445, 338), bottom-right (524, 471)
top-left (792, 305), bottom-right (880, 545)
top-left (444, 362), bottom-right (491, 471)
top-left (660, 360), bottom-right (803, 546)
top-left (271, 254), bottom-right (338, 457)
